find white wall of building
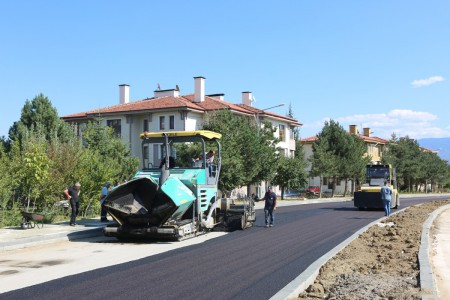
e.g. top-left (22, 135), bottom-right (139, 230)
top-left (268, 119), bottom-right (296, 157)
top-left (185, 112), bottom-right (203, 131)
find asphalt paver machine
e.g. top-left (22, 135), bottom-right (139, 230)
top-left (103, 130), bottom-right (255, 240)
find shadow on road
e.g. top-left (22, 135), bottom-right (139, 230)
top-left (320, 207), bottom-right (358, 211)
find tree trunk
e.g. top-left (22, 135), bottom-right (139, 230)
top-left (27, 188), bottom-right (31, 211)
top-left (343, 179), bottom-right (348, 196)
top-left (84, 199), bottom-right (94, 218)
top-left (281, 186), bottom-right (285, 200)
top-left (331, 177), bottom-right (336, 198)
top-left (319, 177), bottom-right (323, 198)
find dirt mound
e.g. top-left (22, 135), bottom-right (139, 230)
top-left (298, 200), bottom-right (450, 300)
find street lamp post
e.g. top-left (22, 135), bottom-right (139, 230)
top-left (261, 103), bottom-right (285, 111)
top-left (255, 103), bottom-right (285, 129)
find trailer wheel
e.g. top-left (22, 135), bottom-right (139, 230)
top-left (239, 212), bottom-right (248, 230)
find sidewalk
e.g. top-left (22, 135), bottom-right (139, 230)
top-left (418, 203), bottom-right (450, 300)
top-left (0, 218), bottom-right (113, 252)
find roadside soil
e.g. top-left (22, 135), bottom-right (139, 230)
top-left (297, 199), bottom-right (450, 300)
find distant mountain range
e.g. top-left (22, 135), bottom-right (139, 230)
top-left (418, 137), bottom-right (450, 162)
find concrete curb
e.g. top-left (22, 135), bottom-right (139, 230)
top-left (419, 203), bottom-right (450, 300)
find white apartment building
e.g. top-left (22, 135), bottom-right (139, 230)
top-left (62, 76), bottom-right (302, 198)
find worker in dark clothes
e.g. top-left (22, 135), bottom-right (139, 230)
top-left (64, 182), bottom-right (81, 226)
top-left (264, 186), bottom-right (277, 228)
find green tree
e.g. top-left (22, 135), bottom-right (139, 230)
top-left (287, 103), bottom-right (300, 140)
top-left (82, 121), bottom-right (139, 182)
top-left (382, 136), bottom-right (422, 192)
top-left (1, 96), bottom-right (139, 226)
top-left (294, 140), bottom-right (306, 160)
top-left (418, 151), bottom-right (449, 193)
top-left (0, 143), bottom-right (21, 227)
top-left (339, 134), bottom-right (370, 196)
top-left (272, 156), bottom-right (307, 199)
top-left (8, 94), bottom-right (74, 147)
top-left (309, 121), bottom-right (342, 197)
top-left (43, 133), bottom-right (85, 206)
top-left (73, 121), bottom-right (139, 216)
top-left (310, 120), bottom-right (369, 197)
top-left (22, 139), bottom-right (50, 210)
top-left (202, 110), bottom-right (278, 195)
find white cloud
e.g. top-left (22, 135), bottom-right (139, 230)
top-left (411, 76), bottom-right (445, 88)
top-left (387, 109), bottom-right (437, 121)
top-left (302, 109), bottom-right (450, 140)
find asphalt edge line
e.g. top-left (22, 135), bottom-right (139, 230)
top-left (271, 206), bottom-right (409, 300)
top-left (419, 203), bottom-right (450, 300)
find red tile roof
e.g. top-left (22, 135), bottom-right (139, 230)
top-left (62, 94), bottom-right (301, 126)
top-left (63, 96), bottom-right (203, 119)
top-left (300, 136), bottom-right (318, 143)
top-left (420, 146), bottom-right (438, 153)
top-left (182, 94), bottom-right (252, 114)
top-left (236, 104), bottom-right (302, 126)
top-left (301, 134), bottom-right (389, 144)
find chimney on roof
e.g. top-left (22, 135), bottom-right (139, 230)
top-left (154, 89), bottom-right (179, 98)
top-left (363, 128), bottom-right (371, 137)
top-left (194, 76), bottom-right (205, 103)
top-left (349, 125), bottom-right (358, 135)
top-left (207, 93), bottom-right (225, 101)
top-left (242, 91), bottom-right (252, 106)
top-left (119, 84), bottom-right (130, 104)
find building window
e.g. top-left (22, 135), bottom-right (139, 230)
top-left (328, 179), bottom-right (333, 189)
top-left (143, 145), bottom-right (149, 168)
top-left (143, 145), bottom-right (149, 160)
top-left (143, 119), bottom-right (149, 132)
top-left (159, 116), bottom-right (165, 130)
top-left (107, 119), bottom-right (121, 137)
top-left (279, 124), bottom-right (285, 142)
top-left (169, 115), bottom-right (175, 130)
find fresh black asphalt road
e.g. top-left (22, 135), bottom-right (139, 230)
top-left (2, 196), bottom-right (447, 300)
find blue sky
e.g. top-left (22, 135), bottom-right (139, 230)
top-left (1, 0), bottom-right (449, 140)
